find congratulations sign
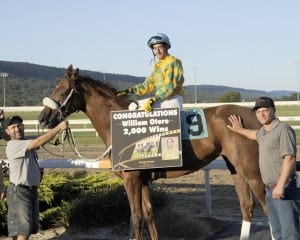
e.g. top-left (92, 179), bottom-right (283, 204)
top-left (111, 108), bottom-right (182, 170)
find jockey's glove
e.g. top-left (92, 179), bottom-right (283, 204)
top-left (144, 97), bottom-right (156, 112)
top-left (117, 88), bottom-right (132, 96)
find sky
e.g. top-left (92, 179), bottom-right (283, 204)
top-left (1, 0), bottom-right (300, 91)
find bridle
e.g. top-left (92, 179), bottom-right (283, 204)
top-left (42, 88), bottom-right (75, 121)
top-left (41, 80), bottom-right (112, 161)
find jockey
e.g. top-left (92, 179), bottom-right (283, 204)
top-left (117, 33), bottom-right (185, 111)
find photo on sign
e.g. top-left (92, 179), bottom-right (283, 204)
top-left (131, 138), bottom-right (159, 160)
top-left (161, 136), bottom-right (179, 160)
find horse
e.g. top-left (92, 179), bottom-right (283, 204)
top-left (39, 65), bottom-right (267, 240)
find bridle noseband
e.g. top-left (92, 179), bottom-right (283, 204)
top-left (42, 88), bottom-right (75, 121)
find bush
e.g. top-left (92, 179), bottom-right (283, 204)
top-left (0, 201), bottom-right (8, 236)
top-left (60, 186), bottom-right (130, 229)
top-left (0, 170), bottom-right (169, 235)
top-left (38, 170), bottom-right (125, 229)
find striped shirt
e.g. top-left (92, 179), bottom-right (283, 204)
top-left (256, 119), bottom-right (297, 185)
top-left (132, 55), bottom-right (185, 100)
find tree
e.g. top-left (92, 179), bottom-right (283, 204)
top-left (218, 90), bottom-right (242, 102)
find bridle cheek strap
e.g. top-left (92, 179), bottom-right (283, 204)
top-left (60, 89), bottom-right (74, 109)
top-left (42, 89), bottom-right (75, 120)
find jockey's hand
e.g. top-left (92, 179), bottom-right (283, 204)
top-left (117, 88), bottom-right (131, 96)
top-left (144, 98), bottom-right (156, 112)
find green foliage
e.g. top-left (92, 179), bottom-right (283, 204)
top-left (60, 186), bottom-right (130, 229)
top-left (39, 206), bottom-right (62, 229)
top-left (39, 185), bottom-right (55, 206)
top-left (0, 171), bottom-right (127, 233)
top-left (0, 201), bottom-right (8, 235)
top-left (217, 90), bottom-right (242, 102)
top-left (279, 93), bottom-right (299, 101)
top-left (38, 171), bottom-right (123, 212)
top-left (0, 170), bottom-right (170, 235)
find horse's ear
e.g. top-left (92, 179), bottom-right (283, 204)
top-left (65, 65), bottom-right (73, 78)
top-left (71, 68), bottom-right (80, 81)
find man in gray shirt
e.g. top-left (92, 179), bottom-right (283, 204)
top-left (227, 97), bottom-right (300, 240)
top-left (4, 115), bottom-right (68, 240)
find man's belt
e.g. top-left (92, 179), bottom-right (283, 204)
top-left (10, 182), bottom-right (38, 190)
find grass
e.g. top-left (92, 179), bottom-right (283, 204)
top-left (276, 105), bottom-right (300, 116)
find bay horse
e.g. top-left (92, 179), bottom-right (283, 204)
top-left (39, 65), bottom-right (267, 240)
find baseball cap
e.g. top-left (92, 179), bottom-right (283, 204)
top-left (3, 115), bottom-right (23, 129)
top-left (252, 97), bottom-right (275, 111)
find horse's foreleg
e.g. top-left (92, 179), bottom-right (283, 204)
top-left (123, 175), bottom-right (144, 240)
top-left (142, 184), bottom-right (158, 240)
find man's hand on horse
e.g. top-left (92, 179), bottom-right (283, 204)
top-left (227, 114), bottom-right (243, 132)
top-left (117, 88), bottom-right (132, 96)
top-left (144, 98), bottom-right (156, 112)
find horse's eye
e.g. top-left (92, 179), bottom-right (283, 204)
top-left (60, 92), bottom-right (67, 99)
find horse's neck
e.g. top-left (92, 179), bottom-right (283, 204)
top-left (84, 96), bottom-right (125, 148)
top-left (85, 104), bottom-right (111, 147)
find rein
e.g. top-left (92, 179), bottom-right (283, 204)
top-left (41, 131), bottom-right (68, 158)
top-left (40, 126), bottom-right (111, 161)
top-left (64, 127), bottom-right (112, 161)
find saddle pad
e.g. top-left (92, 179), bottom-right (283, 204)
top-left (181, 109), bottom-right (208, 140)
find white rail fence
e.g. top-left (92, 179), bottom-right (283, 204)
top-left (24, 119), bottom-right (98, 135)
top-left (23, 116), bottom-right (300, 134)
top-left (23, 115), bottom-right (300, 134)
top-left (2, 100), bottom-right (300, 112)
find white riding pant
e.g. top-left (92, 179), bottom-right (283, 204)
top-left (136, 95), bottom-right (183, 111)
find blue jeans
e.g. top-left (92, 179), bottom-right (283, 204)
top-left (265, 180), bottom-right (300, 240)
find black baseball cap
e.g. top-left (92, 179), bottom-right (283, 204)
top-left (3, 115), bottom-right (23, 129)
top-left (252, 97), bottom-right (275, 111)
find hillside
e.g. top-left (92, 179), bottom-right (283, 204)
top-left (0, 60), bottom-right (296, 106)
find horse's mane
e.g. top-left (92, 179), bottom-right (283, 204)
top-left (76, 74), bottom-right (117, 94)
top-left (76, 74), bottom-right (131, 107)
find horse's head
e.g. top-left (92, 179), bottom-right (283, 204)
top-left (39, 65), bottom-right (85, 128)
